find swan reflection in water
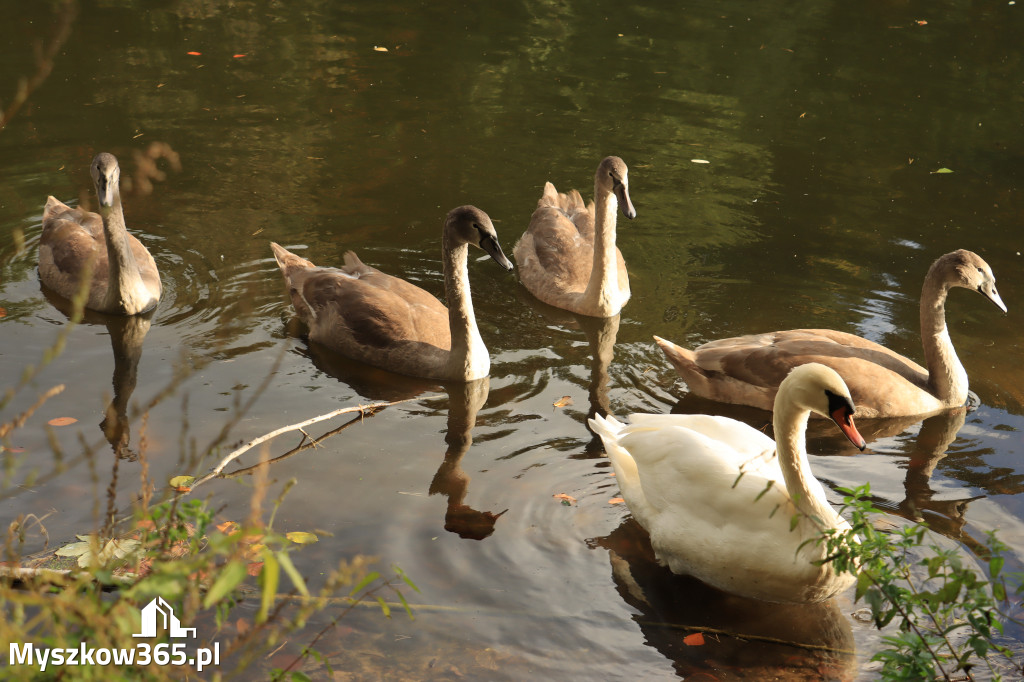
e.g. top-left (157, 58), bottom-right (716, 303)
top-left (590, 519), bottom-right (856, 680)
top-left (41, 287), bottom-right (153, 460)
top-left (302, 342), bottom-right (506, 540)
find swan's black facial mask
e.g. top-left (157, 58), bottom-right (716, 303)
top-left (825, 389), bottom-right (866, 451)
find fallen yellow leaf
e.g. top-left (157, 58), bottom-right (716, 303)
top-left (553, 493), bottom-right (577, 505)
top-left (553, 396), bottom-right (573, 409)
top-left (609, 497), bottom-right (625, 505)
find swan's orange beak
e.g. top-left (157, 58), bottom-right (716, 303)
top-left (830, 406), bottom-right (866, 451)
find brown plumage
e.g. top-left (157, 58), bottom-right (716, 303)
top-left (656, 250), bottom-right (1007, 419)
top-left (514, 156), bottom-right (635, 317)
top-left (271, 206), bottom-right (513, 382)
top-left (39, 153), bottom-right (161, 315)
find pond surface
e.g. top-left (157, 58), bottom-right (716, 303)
top-left (2, 0), bottom-right (1024, 678)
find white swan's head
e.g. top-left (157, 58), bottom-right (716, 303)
top-left (780, 364), bottom-right (867, 450)
top-left (937, 249), bottom-right (1006, 313)
top-left (595, 156), bottom-right (636, 220)
top-left (90, 152), bottom-right (121, 209)
top-left (444, 205), bottom-right (513, 271)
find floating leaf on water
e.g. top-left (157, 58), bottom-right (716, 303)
top-left (553, 493), bottom-right (577, 505)
top-left (169, 475), bottom-right (195, 491)
top-left (0, 307), bottom-right (6, 317)
top-left (916, 19), bottom-right (928, 25)
top-left (285, 531), bottom-right (319, 545)
top-left (186, 51), bottom-right (202, 56)
top-left (932, 167), bottom-right (954, 174)
top-left (683, 632), bottom-right (705, 646)
top-left (47, 417), bottom-right (77, 426)
top-left (553, 396), bottom-right (573, 409)
top-left (690, 159), bottom-right (710, 164)
top-left (216, 520), bottom-right (239, 534)
top-left (373, 46), bottom-right (389, 52)
top-left (609, 497), bottom-right (625, 505)
top-left (233, 54), bottom-right (246, 58)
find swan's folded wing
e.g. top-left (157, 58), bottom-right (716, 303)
top-left (298, 269), bottom-right (450, 350)
top-left (694, 329), bottom-right (929, 389)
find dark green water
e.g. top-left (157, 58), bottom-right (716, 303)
top-left (2, 1), bottom-right (1023, 678)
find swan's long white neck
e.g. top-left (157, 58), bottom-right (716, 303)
top-left (581, 182), bottom-right (619, 315)
top-left (100, 189), bottom-right (148, 315)
top-left (773, 395), bottom-right (836, 528)
top-left (442, 235), bottom-right (489, 381)
top-left (919, 271), bottom-right (968, 405)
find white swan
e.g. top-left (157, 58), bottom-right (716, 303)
top-left (271, 205), bottom-right (513, 382)
top-left (513, 156), bottom-right (635, 317)
top-left (656, 250), bottom-right (1006, 418)
top-left (589, 363), bottom-right (867, 603)
top-left (39, 153), bottom-right (161, 315)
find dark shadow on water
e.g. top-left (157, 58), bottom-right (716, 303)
top-left (590, 518), bottom-right (856, 680)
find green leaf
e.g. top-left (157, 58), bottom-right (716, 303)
top-left (394, 566), bottom-right (420, 593)
top-left (932, 167), bottom-right (954, 174)
top-left (277, 551), bottom-right (309, 597)
top-left (203, 559), bottom-right (247, 609)
top-left (258, 550), bottom-right (280, 623)
top-left (395, 590), bottom-right (414, 620)
top-left (349, 571), bottom-right (381, 597)
top-left (990, 555), bottom-right (1004, 579)
top-left (376, 596), bottom-right (391, 619)
top-left (754, 480), bottom-right (775, 502)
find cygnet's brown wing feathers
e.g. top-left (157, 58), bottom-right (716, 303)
top-left (522, 183), bottom-right (596, 291)
top-left (271, 243), bottom-right (449, 352)
top-left (40, 197), bottom-right (110, 299)
top-left (688, 330), bottom-right (931, 415)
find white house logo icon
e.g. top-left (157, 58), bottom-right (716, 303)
top-left (133, 597), bottom-right (197, 638)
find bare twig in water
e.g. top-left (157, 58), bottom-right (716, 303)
top-left (0, 0), bottom-right (77, 132)
top-left (0, 385), bottom-right (65, 441)
top-left (188, 398), bottom-right (416, 492)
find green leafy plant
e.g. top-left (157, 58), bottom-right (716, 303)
top-left (819, 484), bottom-right (1023, 681)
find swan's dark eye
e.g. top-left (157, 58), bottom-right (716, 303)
top-left (977, 267), bottom-right (984, 273)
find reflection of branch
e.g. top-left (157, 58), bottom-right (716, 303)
top-left (189, 399), bottom-right (414, 491)
top-left (0, 0), bottom-right (77, 132)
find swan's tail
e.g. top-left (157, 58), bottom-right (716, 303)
top-left (270, 242), bottom-right (316, 273)
top-left (538, 182), bottom-right (589, 220)
top-left (42, 196), bottom-right (74, 224)
top-left (588, 412), bottom-right (626, 442)
top-left (654, 335), bottom-right (716, 389)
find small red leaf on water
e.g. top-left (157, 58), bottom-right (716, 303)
top-left (233, 54), bottom-right (246, 58)
top-left (187, 51), bottom-right (202, 56)
top-left (246, 561), bottom-right (264, 577)
top-left (609, 497), bottom-right (625, 505)
top-left (0, 307), bottom-right (7, 317)
top-left (683, 632), bottom-right (705, 646)
top-left (553, 493), bottom-right (577, 505)
top-left (48, 417), bottom-right (77, 426)
top-left (915, 19), bottom-right (928, 25)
